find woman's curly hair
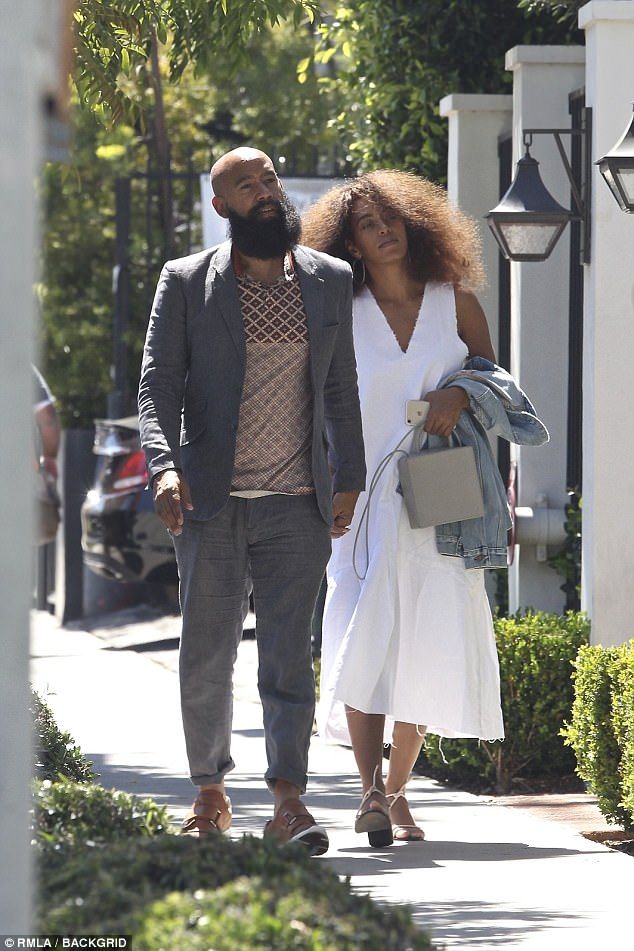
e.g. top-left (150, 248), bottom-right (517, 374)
top-left (301, 170), bottom-right (485, 293)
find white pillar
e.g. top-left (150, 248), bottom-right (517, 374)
top-left (439, 94), bottom-right (513, 355)
top-left (579, 2), bottom-right (634, 646)
top-left (505, 46), bottom-right (586, 615)
top-left (0, 0), bottom-right (63, 930)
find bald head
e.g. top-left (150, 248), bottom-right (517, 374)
top-left (209, 147), bottom-right (284, 224)
top-left (210, 147), bottom-right (275, 197)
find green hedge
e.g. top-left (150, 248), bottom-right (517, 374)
top-left (32, 779), bottom-right (170, 851)
top-left (33, 683), bottom-right (433, 948)
top-left (38, 836), bottom-right (433, 949)
top-left (562, 640), bottom-right (634, 831)
top-left (31, 688), bottom-right (95, 783)
top-left (415, 612), bottom-right (590, 793)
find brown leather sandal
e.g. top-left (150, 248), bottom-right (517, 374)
top-left (354, 766), bottom-right (394, 847)
top-left (264, 798), bottom-right (329, 856)
top-left (180, 788), bottom-right (232, 837)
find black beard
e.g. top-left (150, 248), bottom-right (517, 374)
top-left (227, 194), bottom-right (302, 260)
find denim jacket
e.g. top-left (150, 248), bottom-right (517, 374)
top-left (426, 357), bottom-right (549, 569)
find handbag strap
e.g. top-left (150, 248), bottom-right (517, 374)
top-left (352, 422), bottom-right (464, 581)
top-left (415, 426), bottom-right (462, 453)
top-left (352, 425), bottom-right (424, 581)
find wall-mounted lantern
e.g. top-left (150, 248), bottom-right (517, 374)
top-left (486, 111), bottom-right (592, 265)
top-left (485, 139), bottom-right (572, 262)
top-left (596, 105), bottom-right (634, 213)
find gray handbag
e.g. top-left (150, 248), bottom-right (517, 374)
top-left (398, 430), bottom-right (484, 530)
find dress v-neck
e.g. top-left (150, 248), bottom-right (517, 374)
top-left (365, 285), bottom-right (427, 355)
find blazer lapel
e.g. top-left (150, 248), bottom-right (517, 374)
top-left (294, 246), bottom-right (325, 386)
top-left (204, 240), bottom-right (245, 364)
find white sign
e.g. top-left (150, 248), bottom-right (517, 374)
top-left (200, 175), bottom-right (343, 249)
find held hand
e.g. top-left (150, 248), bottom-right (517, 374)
top-left (331, 490), bottom-right (360, 540)
top-left (153, 470), bottom-right (194, 535)
top-left (40, 455), bottom-right (58, 481)
top-left (422, 387), bottom-right (469, 438)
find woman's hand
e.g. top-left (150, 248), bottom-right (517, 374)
top-left (331, 490), bottom-right (360, 539)
top-left (422, 387), bottom-right (469, 438)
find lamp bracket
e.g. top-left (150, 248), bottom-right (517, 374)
top-left (523, 111), bottom-right (592, 265)
top-left (523, 128), bottom-right (585, 218)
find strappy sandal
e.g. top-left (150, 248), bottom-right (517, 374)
top-left (354, 765), bottom-right (394, 847)
top-left (180, 788), bottom-right (232, 837)
top-left (386, 784), bottom-right (425, 841)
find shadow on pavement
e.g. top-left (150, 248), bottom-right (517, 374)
top-left (326, 840), bottom-right (586, 875)
top-left (103, 638), bottom-right (180, 653)
top-left (407, 900), bottom-right (584, 947)
top-left (86, 755), bottom-right (193, 808)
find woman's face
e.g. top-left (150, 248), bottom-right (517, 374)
top-left (348, 199), bottom-right (409, 270)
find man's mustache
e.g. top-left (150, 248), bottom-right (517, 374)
top-left (249, 200), bottom-right (283, 219)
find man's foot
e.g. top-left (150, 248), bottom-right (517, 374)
top-left (263, 798), bottom-right (329, 856)
top-left (386, 785), bottom-right (425, 842)
top-left (180, 788), bottom-right (232, 838)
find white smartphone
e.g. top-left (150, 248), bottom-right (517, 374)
top-left (405, 399), bottom-right (430, 426)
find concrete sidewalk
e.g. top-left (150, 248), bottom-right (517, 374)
top-left (31, 608), bottom-right (632, 950)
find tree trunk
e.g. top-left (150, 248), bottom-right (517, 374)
top-left (149, 26), bottom-right (173, 260)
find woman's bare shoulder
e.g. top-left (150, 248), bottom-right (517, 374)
top-left (454, 287), bottom-right (496, 361)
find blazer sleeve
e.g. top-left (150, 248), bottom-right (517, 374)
top-left (323, 267), bottom-right (366, 493)
top-left (138, 264), bottom-right (188, 482)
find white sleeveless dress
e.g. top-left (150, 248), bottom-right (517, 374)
top-left (318, 282), bottom-right (504, 745)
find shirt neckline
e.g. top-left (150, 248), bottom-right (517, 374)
top-left (233, 248), bottom-right (295, 285)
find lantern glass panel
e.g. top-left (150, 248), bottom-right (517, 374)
top-left (615, 167), bottom-right (634, 205)
top-left (497, 221), bottom-right (562, 257)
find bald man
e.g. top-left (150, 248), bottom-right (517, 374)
top-left (138, 148), bottom-right (365, 854)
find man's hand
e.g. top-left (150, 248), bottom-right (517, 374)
top-left (331, 490), bottom-right (360, 539)
top-left (153, 469), bottom-right (193, 535)
top-left (422, 387), bottom-right (469, 438)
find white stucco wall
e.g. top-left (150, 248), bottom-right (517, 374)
top-left (579, 1), bottom-right (634, 646)
top-left (439, 94), bottom-right (513, 362)
top-left (0, 0), bottom-right (65, 929)
top-left (505, 46), bottom-right (586, 614)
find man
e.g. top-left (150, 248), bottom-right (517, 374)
top-left (138, 148), bottom-right (365, 855)
top-left (33, 365), bottom-right (61, 546)
top-left (33, 365), bottom-right (60, 482)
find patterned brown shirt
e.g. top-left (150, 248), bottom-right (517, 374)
top-left (231, 258), bottom-right (314, 495)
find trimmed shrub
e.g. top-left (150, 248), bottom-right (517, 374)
top-left (415, 612), bottom-right (590, 793)
top-left (32, 778), bottom-right (170, 850)
top-left (31, 688), bottom-right (95, 783)
top-left (562, 640), bottom-right (634, 831)
top-left (38, 835), bottom-right (432, 948)
top-left (135, 876), bottom-right (429, 951)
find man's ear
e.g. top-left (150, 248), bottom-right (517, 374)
top-left (212, 195), bottom-right (228, 219)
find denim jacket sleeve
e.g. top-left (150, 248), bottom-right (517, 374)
top-left (441, 358), bottom-right (549, 447)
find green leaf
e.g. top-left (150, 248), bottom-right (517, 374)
top-left (95, 144), bottom-right (126, 161)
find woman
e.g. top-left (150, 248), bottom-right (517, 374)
top-left (302, 171), bottom-right (504, 846)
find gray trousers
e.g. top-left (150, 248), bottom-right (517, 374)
top-left (172, 494), bottom-right (331, 792)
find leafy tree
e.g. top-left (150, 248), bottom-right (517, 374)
top-left (42, 11), bottom-right (341, 424)
top-left (73, 0), bottom-right (320, 125)
top-left (518, 0), bottom-right (585, 29)
top-left (72, 0), bottom-right (320, 257)
top-left (310, 0), bottom-right (582, 182)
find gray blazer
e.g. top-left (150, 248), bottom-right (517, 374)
top-left (138, 241), bottom-right (366, 525)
